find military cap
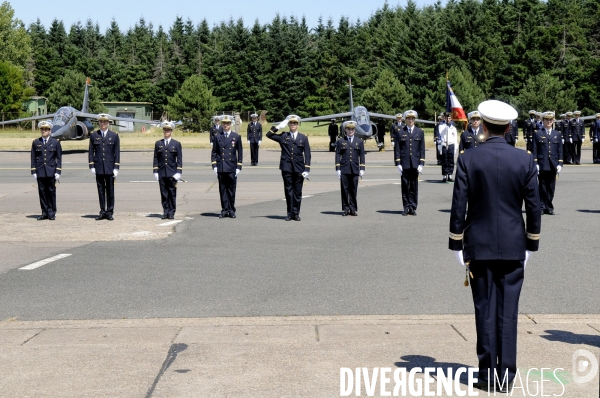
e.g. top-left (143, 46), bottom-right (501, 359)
top-left (395, 113), bottom-right (403, 119)
top-left (342, 121), bottom-right (356, 129)
top-left (250, 113), bottom-right (258, 118)
top-left (535, 112), bottom-right (542, 117)
top-left (468, 111), bottom-right (481, 120)
top-left (161, 121), bottom-right (175, 130)
top-left (221, 115), bottom-right (232, 123)
top-left (596, 113), bottom-right (600, 118)
top-left (287, 115), bottom-right (301, 123)
top-left (566, 111), bottom-right (573, 117)
top-left (478, 100), bottom-right (518, 125)
top-left (560, 114), bottom-right (566, 118)
top-left (542, 111), bottom-right (555, 120)
top-left (574, 110), bottom-right (581, 116)
top-left (529, 110), bottom-right (536, 115)
top-left (97, 113), bottom-right (110, 121)
top-left (437, 115), bottom-right (443, 120)
top-left (404, 110), bottom-right (418, 119)
top-left (38, 120), bottom-right (53, 130)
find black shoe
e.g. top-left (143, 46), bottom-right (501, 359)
top-left (547, 209), bottom-right (555, 215)
top-left (472, 381), bottom-right (491, 391)
top-left (402, 210), bottom-right (408, 216)
top-left (219, 212), bottom-right (228, 219)
top-left (350, 210), bottom-right (357, 216)
top-left (168, 215), bottom-right (175, 219)
top-left (37, 214), bottom-right (48, 220)
top-left (106, 214), bottom-right (114, 221)
top-left (443, 175), bottom-right (448, 182)
top-left (448, 176), bottom-right (454, 182)
top-left (48, 216), bottom-right (56, 220)
top-left (342, 211), bottom-right (348, 216)
top-left (229, 212), bottom-right (236, 218)
top-left (161, 215), bottom-right (168, 219)
top-left (285, 216), bottom-right (292, 221)
top-left (95, 214), bottom-right (105, 221)
top-left (294, 215), bottom-right (301, 221)
top-left (412, 210), bottom-right (417, 216)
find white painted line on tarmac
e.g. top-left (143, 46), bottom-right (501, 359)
top-left (158, 220), bottom-right (183, 227)
top-left (19, 254), bottom-right (72, 271)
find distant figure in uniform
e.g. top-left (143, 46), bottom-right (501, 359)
top-left (569, 110), bottom-right (585, 164)
top-left (376, 118), bottom-right (387, 151)
top-left (335, 121), bottom-right (365, 216)
top-left (209, 116), bottom-right (221, 147)
top-left (328, 120), bottom-right (338, 152)
top-left (563, 112), bottom-right (573, 164)
top-left (31, 120), bottom-right (62, 220)
top-left (591, 113), bottom-right (600, 163)
top-left (438, 113), bottom-right (458, 182)
top-left (523, 110), bottom-right (537, 152)
top-left (505, 119), bottom-right (518, 146)
top-left (434, 115), bottom-right (444, 165)
top-left (532, 112), bottom-right (563, 215)
top-left (393, 110), bottom-right (424, 216)
top-left (211, 115), bottom-right (243, 218)
top-left (459, 111), bottom-right (484, 154)
top-left (267, 115), bottom-right (311, 221)
top-left (246, 113), bottom-right (262, 165)
top-left (535, 112), bottom-right (543, 130)
top-left (449, 100), bottom-right (541, 394)
top-left (89, 113), bottom-right (120, 221)
top-left (153, 122), bottom-right (182, 220)
top-left (390, 113), bottom-right (404, 149)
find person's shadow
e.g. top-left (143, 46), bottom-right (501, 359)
top-left (577, 210), bottom-right (600, 214)
top-left (541, 330), bottom-right (600, 348)
top-left (394, 355), bottom-right (473, 386)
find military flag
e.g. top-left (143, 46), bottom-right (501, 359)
top-left (446, 80), bottom-right (468, 122)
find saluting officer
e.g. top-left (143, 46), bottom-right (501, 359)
top-left (505, 119), bottom-right (518, 146)
top-left (393, 110), bottom-right (424, 216)
top-left (459, 111), bottom-right (484, 154)
top-left (266, 115), bottom-right (311, 221)
top-left (591, 113), bottom-right (600, 163)
top-left (532, 112), bottom-right (563, 215)
top-left (569, 110), bottom-right (585, 164)
top-left (89, 113), bottom-right (120, 221)
top-left (335, 121), bottom-right (365, 216)
top-left (209, 116), bottom-right (221, 147)
top-left (211, 115), bottom-right (243, 219)
top-left (153, 122), bottom-right (182, 220)
top-left (438, 112), bottom-right (458, 182)
top-left (31, 120), bottom-right (62, 220)
top-left (246, 113), bottom-right (262, 165)
top-left (449, 100), bottom-right (541, 394)
top-left (563, 111), bottom-right (573, 164)
top-left (523, 110), bottom-right (537, 152)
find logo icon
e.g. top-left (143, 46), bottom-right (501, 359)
top-left (572, 349), bottom-right (599, 384)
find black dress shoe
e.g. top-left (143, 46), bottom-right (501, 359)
top-left (48, 216), bottom-right (56, 220)
top-left (350, 210), bottom-right (357, 216)
top-left (168, 215), bottom-right (175, 219)
top-left (106, 214), bottom-right (114, 221)
top-left (161, 215), bottom-right (168, 219)
top-left (229, 212), bottom-right (236, 218)
top-left (37, 214), bottom-right (48, 220)
top-left (219, 212), bottom-right (228, 219)
top-left (411, 210), bottom-right (417, 216)
top-left (95, 214), bottom-right (105, 221)
top-left (285, 216), bottom-right (292, 221)
top-left (472, 381), bottom-right (491, 391)
top-left (547, 209), bottom-right (555, 215)
top-left (294, 215), bottom-right (301, 221)
top-left (342, 209), bottom-right (349, 216)
top-left (448, 176), bottom-right (454, 182)
top-left (402, 211), bottom-right (408, 216)
top-left (443, 175), bottom-right (448, 182)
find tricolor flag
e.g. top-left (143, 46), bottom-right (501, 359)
top-left (446, 80), bottom-right (468, 122)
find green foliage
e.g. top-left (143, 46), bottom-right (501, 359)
top-left (0, 1), bottom-right (32, 69)
top-left (0, 60), bottom-right (34, 113)
top-left (360, 69), bottom-right (414, 114)
top-left (515, 73), bottom-right (577, 117)
top-left (424, 67), bottom-right (485, 118)
top-left (46, 70), bottom-right (106, 113)
top-left (165, 75), bottom-right (220, 132)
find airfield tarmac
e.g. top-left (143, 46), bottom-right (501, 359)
top-left (0, 147), bottom-right (598, 396)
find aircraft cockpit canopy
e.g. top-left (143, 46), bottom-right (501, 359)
top-left (52, 107), bottom-right (74, 127)
top-left (353, 106), bottom-right (370, 126)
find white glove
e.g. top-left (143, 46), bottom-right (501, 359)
top-left (174, 173), bottom-right (181, 181)
top-left (210, 142), bottom-right (213, 146)
top-left (417, 165), bottom-right (423, 173)
top-left (557, 165), bottom-right (562, 173)
top-left (276, 119), bottom-right (289, 130)
top-left (515, 138), bottom-right (518, 142)
top-left (247, 141), bottom-right (250, 145)
top-left (235, 169), bottom-right (240, 177)
top-left (301, 171), bottom-right (309, 178)
top-left (359, 170), bottom-right (364, 177)
top-left (32, 173), bottom-right (37, 180)
top-left (54, 173), bottom-right (60, 180)
top-left (90, 168), bottom-right (96, 175)
top-left (258, 140), bottom-right (261, 146)
top-left (582, 136), bottom-right (585, 142)
top-left (524, 250), bottom-right (531, 268)
top-left (595, 138), bottom-right (598, 143)
top-left (437, 144), bottom-right (443, 154)
top-left (213, 168), bottom-right (218, 176)
top-left (536, 164), bottom-right (539, 174)
top-left (397, 165), bottom-right (403, 176)
top-left (570, 138), bottom-right (573, 143)
top-left (562, 139), bottom-right (565, 144)
top-left (337, 170), bottom-right (341, 179)
top-left (113, 169), bottom-right (118, 177)
top-left (154, 173), bottom-right (159, 181)
top-left (454, 251), bottom-right (466, 267)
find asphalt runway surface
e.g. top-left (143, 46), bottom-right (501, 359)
top-left (1, 147), bottom-right (599, 320)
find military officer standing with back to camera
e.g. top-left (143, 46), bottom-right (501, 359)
top-left (31, 120), bottom-right (62, 220)
top-left (438, 112), bottom-right (458, 182)
top-left (459, 111), bottom-right (484, 154)
top-left (523, 110), bottom-right (537, 152)
top-left (449, 100), bottom-right (541, 394)
top-left (246, 113), bottom-right (262, 165)
top-left (506, 119), bottom-right (518, 146)
top-left (532, 112), bottom-right (563, 215)
top-left (569, 110), bottom-right (585, 164)
top-left (266, 115), bottom-right (311, 221)
top-left (591, 113), bottom-right (600, 163)
top-left (335, 121), bottom-right (365, 216)
top-left (153, 122), bottom-right (182, 220)
top-left (393, 110), bottom-right (424, 216)
top-left (89, 113), bottom-right (120, 221)
top-left (211, 115), bottom-right (243, 219)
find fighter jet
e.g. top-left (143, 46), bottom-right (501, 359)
top-left (0, 78), bottom-right (157, 140)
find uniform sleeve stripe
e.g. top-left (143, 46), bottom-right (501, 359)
top-left (527, 233), bottom-right (540, 240)
top-left (420, 159), bottom-right (425, 161)
top-left (360, 164), bottom-right (365, 166)
top-left (305, 165), bottom-right (310, 168)
top-left (449, 232), bottom-right (464, 240)
top-left (89, 162), bottom-right (94, 164)
top-left (114, 163), bottom-right (120, 165)
top-left (237, 163), bottom-right (242, 165)
top-left (56, 168), bottom-right (61, 170)
top-left (31, 168), bottom-right (36, 170)
top-left (211, 161), bottom-right (217, 164)
top-left (395, 158), bottom-right (401, 162)
top-left (335, 164), bottom-right (340, 166)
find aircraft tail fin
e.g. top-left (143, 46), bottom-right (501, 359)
top-left (81, 77), bottom-right (91, 113)
top-left (349, 78), bottom-right (354, 112)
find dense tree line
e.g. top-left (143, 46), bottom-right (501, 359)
top-left (1, 0), bottom-right (600, 127)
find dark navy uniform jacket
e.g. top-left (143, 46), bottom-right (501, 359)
top-left (459, 127), bottom-right (484, 153)
top-left (393, 125), bottom-right (425, 169)
top-left (505, 120), bottom-right (518, 145)
top-left (569, 118), bottom-right (585, 141)
top-left (211, 131), bottom-right (243, 173)
top-left (266, 127), bottom-right (311, 173)
top-left (562, 119), bottom-right (571, 140)
top-left (31, 137), bottom-right (62, 177)
top-left (592, 120), bottom-right (600, 140)
top-left (88, 130), bottom-right (120, 174)
top-left (335, 136), bottom-right (365, 175)
top-left (532, 128), bottom-right (563, 171)
top-left (523, 118), bottom-right (536, 140)
top-left (390, 122), bottom-right (405, 143)
top-left (449, 136), bottom-right (541, 261)
top-left (153, 139), bottom-right (183, 178)
top-left (246, 122), bottom-right (263, 143)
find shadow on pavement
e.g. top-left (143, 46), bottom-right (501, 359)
top-left (438, 209), bottom-right (452, 213)
top-left (394, 355), bottom-right (472, 385)
top-left (80, 214), bottom-right (99, 219)
top-left (577, 210), bottom-right (600, 214)
top-left (200, 212), bottom-right (222, 218)
top-left (541, 330), bottom-right (600, 348)
top-left (376, 210), bottom-right (404, 215)
top-left (321, 211), bottom-right (344, 216)
top-left (250, 215), bottom-right (288, 220)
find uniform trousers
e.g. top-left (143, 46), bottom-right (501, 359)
top-left (159, 177), bottom-right (177, 217)
top-left (563, 142), bottom-right (572, 163)
top-left (571, 141), bottom-right (582, 164)
top-left (470, 260), bottom-right (524, 387)
top-left (340, 173), bottom-right (359, 212)
top-left (250, 143), bottom-right (259, 164)
top-left (401, 168), bottom-right (419, 212)
top-left (538, 171), bottom-right (557, 211)
top-left (526, 139), bottom-right (533, 153)
top-left (37, 177), bottom-right (57, 217)
top-left (282, 171), bottom-right (304, 216)
top-left (95, 174), bottom-right (115, 216)
top-left (217, 172), bottom-right (237, 213)
top-left (593, 141), bottom-right (600, 163)
top-left (441, 144), bottom-right (455, 176)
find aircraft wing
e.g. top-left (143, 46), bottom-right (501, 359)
top-left (369, 112), bottom-right (437, 125)
top-left (76, 112), bottom-right (159, 125)
top-left (300, 112), bottom-right (353, 123)
top-left (0, 114), bottom-right (56, 125)
top-left (580, 114), bottom-right (597, 121)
